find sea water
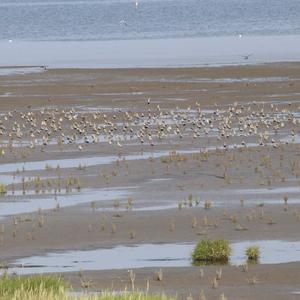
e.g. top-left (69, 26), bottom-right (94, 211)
top-left (1, 0), bottom-right (300, 67)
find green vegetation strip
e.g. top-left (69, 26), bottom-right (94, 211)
top-left (0, 274), bottom-right (174, 300)
top-left (0, 273), bottom-right (66, 299)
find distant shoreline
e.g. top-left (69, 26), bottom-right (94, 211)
top-left (1, 35), bottom-right (300, 70)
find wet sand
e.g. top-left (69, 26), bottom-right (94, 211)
top-left (0, 63), bottom-right (300, 299)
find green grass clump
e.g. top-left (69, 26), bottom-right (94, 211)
top-left (0, 183), bottom-right (6, 195)
top-left (9, 290), bottom-right (175, 300)
top-left (9, 290), bottom-right (174, 300)
top-left (0, 273), bottom-right (67, 298)
top-left (0, 273), bottom-right (174, 300)
top-left (245, 246), bottom-right (260, 261)
top-left (192, 239), bottom-right (232, 263)
top-left (95, 292), bottom-right (175, 300)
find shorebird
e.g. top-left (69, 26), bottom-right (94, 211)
top-left (119, 20), bottom-right (127, 27)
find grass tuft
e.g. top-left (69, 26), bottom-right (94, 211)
top-left (0, 183), bottom-right (7, 195)
top-left (192, 239), bottom-right (231, 263)
top-left (245, 246), bottom-right (260, 261)
top-left (0, 274), bottom-right (174, 300)
top-left (9, 289), bottom-right (175, 300)
top-left (0, 273), bottom-right (67, 298)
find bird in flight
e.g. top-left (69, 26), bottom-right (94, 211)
top-left (135, 0), bottom-right (139, 9)
top-left (241, 54), bottom-right (253, 60)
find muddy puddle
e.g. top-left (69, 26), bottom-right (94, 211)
top-left (0, 188), bottom-right (131, 218)
top-left (8, 240), bottom-right (300, 275)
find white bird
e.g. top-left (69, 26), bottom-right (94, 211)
top-left (119, 19), bottom-right (127, 27)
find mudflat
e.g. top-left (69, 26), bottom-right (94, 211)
top-left (0, 62), bottom-right (300, 299)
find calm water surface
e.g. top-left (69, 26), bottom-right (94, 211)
top-left (1, 1), bottom-right (300, 68)
top-left (1, 0), bottom-right (300, 41)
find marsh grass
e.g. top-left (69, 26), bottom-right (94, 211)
top-left (9, 290), bottom-right (176, 300)
top-left (0, 273), bottom-right (67, 298)
top-left (154, 269), bottom-right (163, 281)
top-left (247, 276), bottom-right (258, 285)
top-left (160, 152), bottom-right (187, 164)
top-left (211, 277), bottom-right (218, 289)
top-left (199, 290), bottom-right (206, 300)
top-left (0, 183), bottom-right (7, 195)
top-left (0, 274), bottom-right (174, 300)
top-left (169, 219), bottom-right (175, 232)
top-left (111, 223), bottom-right (117, 234)
top-left (192, 239), bottom-right (231, 263)
top-left (241, 263), bottom-right (248, 272)
top-left (129, 230), bottom-right (136, 239)
top-left (204, 200), bottom-right (211, 210)
top-left (219, 293), bottom-right (227, 300)
top-left (245, 246), bottom-right (260, 262)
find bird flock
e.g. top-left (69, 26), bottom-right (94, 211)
top-left (0, 100), bottom-right (299, 157)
